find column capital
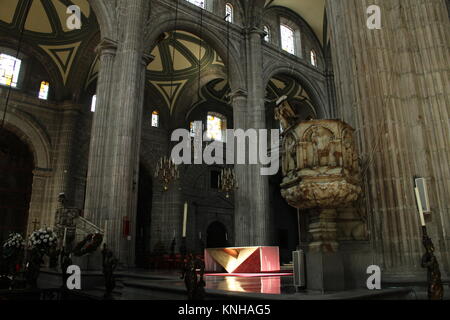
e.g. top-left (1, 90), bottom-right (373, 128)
top-left (243, 27), bottom-right (266, 39)
top-left (228, 88), bottom-right (248, 101)
top-left (95, 38), bottom-right (118, 57)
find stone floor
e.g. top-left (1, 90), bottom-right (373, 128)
top-left (36, 268), bottom-right (450, 300)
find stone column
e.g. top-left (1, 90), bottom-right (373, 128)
top-left (48, 101), bottom-right (82, 223)
top-left (230, 89), bottom-right (251, 246)
top-left (149, 179), bottom-right (183, 255)
top-left (84, 38), bottom-right (117, 225)
top-left (326, 0), bottom-right (450, 279)
top-left (84, 0), bottom-right (150, 266)
top-left (229, 29), bottom-right (271, 248)
top-left (28, 168), bottom-right (51, 233)
top-left (244, 27), bottom-right (272, 246)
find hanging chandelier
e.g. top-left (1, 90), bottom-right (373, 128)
top-left (154, 156), bottom-right (179, 191)
top-left (219, 167), bottom-right (238, 198)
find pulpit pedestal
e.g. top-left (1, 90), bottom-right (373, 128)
top-left (305, 251), bottom-right (345, 292)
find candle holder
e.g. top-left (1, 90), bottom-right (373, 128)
top-left (154, 156), bottom-right (179, 191)
top-left (219, 167), bottom-right (238, 198)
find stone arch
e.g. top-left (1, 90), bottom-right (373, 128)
top-left (206, 220), bottom-right (229, 248)
top-left (144, 17), bottom-right (245, 92)
top-left (2, 111), bottom-right (53, 234)
top-left (2, 111), bottom-right (51, 170)
top-left (263, 65), bottom-right (329, 119)
top-left (88, 0), bottom-right (116, 40)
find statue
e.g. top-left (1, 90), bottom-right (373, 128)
top-left (283, 133), bottom-right (297, 175)
top-left (275, 96), bottom-right (298, 130)
top-left (102, 244), bottom-right (118, 299)
top-left (181, 253), bottom-right (205, 300)
top-left (421, 234), bottom-right (444, 300)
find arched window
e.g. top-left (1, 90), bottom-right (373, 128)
top-left (0, 53), bottom-right (21, 88)
top-left (263, 25), bottom-right (270, 42)
top-left (207, 112), bottom-right (226, 142)
top-left (225, 3), bottom-right (233, 23)
top-left (310, 50), bottom-right (318, 67)
top-left (38, 81), bottom-right (49, 100)
top-left (280, 24), bottom-right (295, 54)
top-left (151, 110), bottom-right (160, 127)
top-left (186, 0), bottom-right (205, 8)
top-left (91, 95), bottom-right (97, 112)
top-left (190, 121), bottom-right (202, 137)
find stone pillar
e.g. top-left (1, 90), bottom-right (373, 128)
top-left (326, 0), bottom-right (450, 279)
top-left (84, 38), bottom-right (117, 225)
top-left (149, 180), bottom-right (183, 255)
top-left (230, 26), bottom-right (271, 247)
top-left (84, 0), bottom-right (150, 266)
top-left (28, 168), bottom-right (51, 234)
top-left (309, 209), bottom-right (339, 253)
top-left (246, 27), bottom-right (271, 246)
top-left (230, 89), bottom-right (251, 246)
top-left (47, 102), bottom-right (82, 224)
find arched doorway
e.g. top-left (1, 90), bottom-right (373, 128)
top-left (135, 164), bottom-right (153, 267)
top-left (0, 129), bottom-right (34, 242)
top-left (206, 221), bottom-right (228, 248)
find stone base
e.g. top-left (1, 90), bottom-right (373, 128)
top-left (305, 251), bottom-right (345, 292)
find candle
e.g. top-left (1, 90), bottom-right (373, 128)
top-left (415, 187), bottom-right (426, 227)
top-left (182, 202), bottom-right (188, 237)
top-left (225, 232), bottom-right (228, 241)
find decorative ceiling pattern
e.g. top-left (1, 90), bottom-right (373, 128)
top-left (85, 30), bottom-right (227, 113)
top-left (265, 0), bottom-right (326, 43)
top-left (146, 31), bottom-right (226, 114)
top-left (0, 0), bottom-right (97, 86)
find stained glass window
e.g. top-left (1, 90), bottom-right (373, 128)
top-left (0, 53), bottom-right (21, 87)
top-left (152, 110), bottom-right (159, 127)
top-left (311, 50), bottom-right (318, 67)
top-left (91, 95), bottom-right (97, 112)
top-left (264, 25), bottom-right (270, 42)
top-left (190, 121), bottom-right (202, 137)
top-left (225, 4), bottom-right (233, 23)
top-left (280, 24), bottom-right (295, 54)
top-left (38, 81), bottom-right (49, 100)
top-left (186, 0), bottom-right (205, 8)
top-left (207, 113), bottom-right (226, 142)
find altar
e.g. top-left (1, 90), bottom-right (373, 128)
top-left (204, 246), bottom-right (280, 273)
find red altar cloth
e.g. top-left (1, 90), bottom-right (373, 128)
top-left (204, 246), bottom-right (280, 273)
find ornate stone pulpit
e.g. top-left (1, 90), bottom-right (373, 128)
top-left (277, 97), bottom-right (362, 291)
top-left (280, 119), bottom-right (362, 252)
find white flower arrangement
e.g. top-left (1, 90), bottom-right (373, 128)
top-left (2, 233), bottom-right (25, 250)
top-left (28, 227), bottom-right (58, 252)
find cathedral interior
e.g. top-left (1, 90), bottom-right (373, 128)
top-left (0, 0), bottom-right (449, 301)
